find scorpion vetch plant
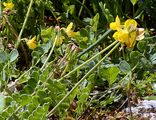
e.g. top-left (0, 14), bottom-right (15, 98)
top-left (0, 0), bottom-right (156, 119)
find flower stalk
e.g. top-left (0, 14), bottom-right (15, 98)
top-left (16, 0), bottom-right (33, 48)
top-left (47, 42), bottom-right (120, 117)
top-left (57, 40), bottom-right (118, 82)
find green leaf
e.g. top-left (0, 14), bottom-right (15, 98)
top-left (41, 27), bottom-right (53, 42)
top-left (22, 85), bottom-right (34, 94)
top-left (10, 49), bottom-right (19, 62)
top-left (0, 63), bottom-right (3, 72)
top-left (130, 51), bottom-right (142, 62)
top-left (119, 61), bottom-right (131, 74)
top-left (0, 116), bottom-right (5, 120)
top-left (41, 41), bottom-right (52, 53)
top-left (143, 96), bottom-right (156, 100)
top-left (37, 90), bottom-right (47, 100)
top-left (150, 53), bottom-right (156, 65)
top-left (0, 94), bottom-right (5, 113)
top-left (28, 78), bottom-right (38, 88)
top-left (102, 66), bottom-right (120, 86)
top-left (137, 40), bottom-right (147, 52)
top-left (0, 51), bottom-right (8, 62)
top-left (31, 51), bottom-right (40, 64)
top-left (99, 2), bottom-right (114, 23)
top-left (30, 71), bottom-right (39, 80)
top-left (80, 28), bottom-right (88, 37)
top-left (100, 96), bottom-right (115, 107)
top-left (32, 96), bottom-right (40, 106)
top-left (130, 0), bottom-right (138, 6)
top-left (20, 94), bottom-right (32, 106)
top-left (91, 13), bottom-right (99, 32)
top-left (68, 5), bottom-right (75, 14)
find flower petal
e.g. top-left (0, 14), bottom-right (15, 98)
top-left (115, 15), bottom-right (120, 25)
top-left (26, 36), bottom-right (37, 50)
top-left (66, 22), bottom-right (73, 32)
top-left (110, 22), bottom-right (118, 30)
top-left (3, 2), bottom-right (14, 10)
top-left (110, 15), bottom-right (122, 31)
top-left (55, 36), bottom-right (65, 46)
top-left (124, 19), bottom-right (137, 31)
top-left (136, 28), bottom-right (145, 40)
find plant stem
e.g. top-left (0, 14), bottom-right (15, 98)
top-left (0, 0), bottom-right (2, 19)
top-left (40, 34), bottom-right (57, 71)
top-left (16, 0), bottom-right (33, 48)
top-left (78, 0), bottom-right (86, 17)
top-left (57, 40), bottom-right (118, 82)
top-left (127, 72), bottom-right (133, 119)
top-left (75, 0), bottom-right (93, 17)
top-left (3, 15), bottom-right (18, 38)
top-left (47, 42), bottom-right (120, 117)
top-left (144, 35), bottom-right (156, 40)
top-left (78, 29), bottom-right (112, 58)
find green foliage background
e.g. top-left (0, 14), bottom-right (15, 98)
top-left (0, 0), bottom-right (156, 119)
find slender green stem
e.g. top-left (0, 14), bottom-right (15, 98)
top-left (78, 29), bottom-right (112, 58)
top-left (119, 63), bottom-right (138, 85)
top-left (47, 42), bottom-right (120, 117)
top-left (16, 0), bottom-right (33, 48)
top-left (127, 72), bottom-right (133, 119)
top-left (8, 105), bottom-right (22, 119)
top-left (0, 0), bottom-right (1, 18)
top-left (15, 51), bottom-right (48, 84)
top-left (75, 0), bottom-right (93, 17)
top-left (78, 0), bottom-right (86, 17)
top-left (122, 47), bottom-right (126, 60)
top-left (144, 35), bottom-right (156, 40)
top-left (40, 33), bottom-right (57, 71)
top-left (14, 32), bottom-right (57, 84)
top-left (57, 40), bottom-right (118, 82)
top-left (133, 6), bottom-right (135, 18)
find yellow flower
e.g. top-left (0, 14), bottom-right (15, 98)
top-left (26, 36), bottom-right (37, 50)
top-left (3, 2), bottom-right (14, 10)
top-left (126, 31), bottom-right (137, 48)
top-left (110, 16), bottom-right (144, 48)
top-left (64, 22), bottom-right (79, 38)
top-left (110, 16), bottom-right (122, 30)
top-left (55, 35), bottom-right (65, 46)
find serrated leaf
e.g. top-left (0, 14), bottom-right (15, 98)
top-left (10, 49), bottom-right (19, 62)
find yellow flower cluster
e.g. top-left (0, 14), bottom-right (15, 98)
top-left (3, 2), bottom-right (14, 10)
top-left (110, 16), bottom-right (144, 48)
top-left (26, 22), bottom-right (79, 49)
top-left (55, 22), bottom-right (79, 46)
